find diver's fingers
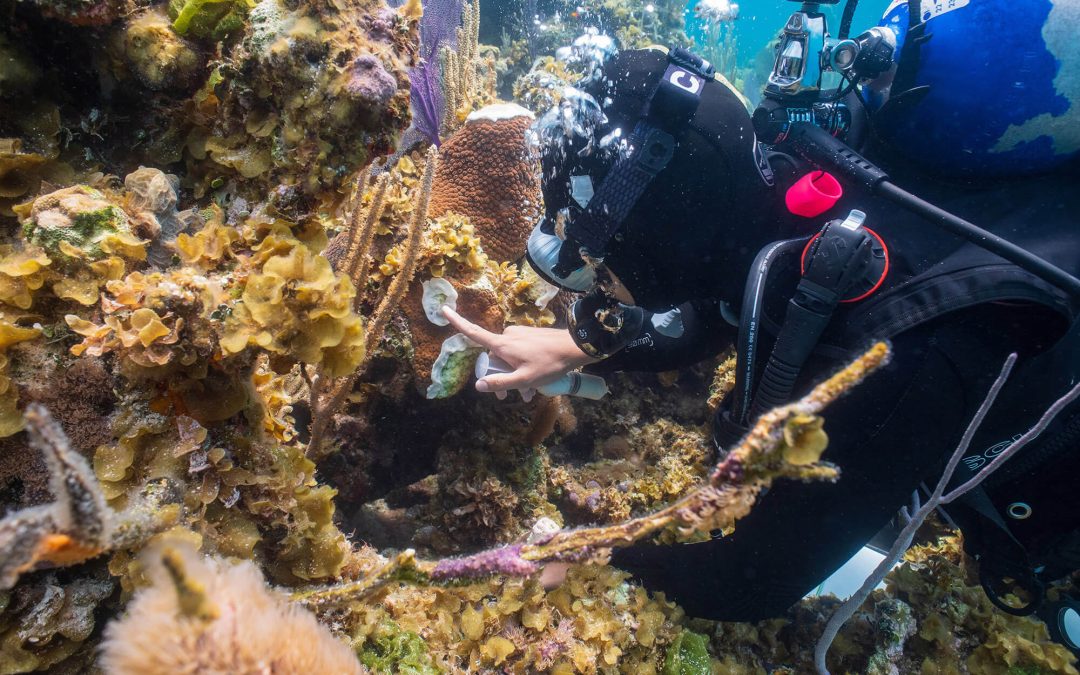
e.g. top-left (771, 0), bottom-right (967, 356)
top-left (442, 306), bottom-right (501, 349)
top-left (476, 370), bottom-right (532, 393)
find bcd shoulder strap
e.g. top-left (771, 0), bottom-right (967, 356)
top-left (552, 47), bottom-right (714, 278)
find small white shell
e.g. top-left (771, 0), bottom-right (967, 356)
top-left (526, 516), bottom-right (562, 544)
top-left (421, 278), bottom-right (458, 326)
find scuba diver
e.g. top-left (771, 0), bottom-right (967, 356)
top-left (442, 0), bottom-right (1080, 631)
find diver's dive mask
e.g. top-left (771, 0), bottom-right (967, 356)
top-left (525, 217), bottom-right (597, 292)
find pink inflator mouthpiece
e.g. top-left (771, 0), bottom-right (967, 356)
top-left (785, 171), bottom-right (842, 218)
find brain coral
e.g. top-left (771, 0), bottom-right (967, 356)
top-left (428, 103), bottom-right (542, 262)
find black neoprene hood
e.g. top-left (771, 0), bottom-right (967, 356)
top-left (545, 48), bottom-right (789, 311)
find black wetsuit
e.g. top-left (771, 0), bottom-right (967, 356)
top-left (540, 48), bottom-right (1080, 621)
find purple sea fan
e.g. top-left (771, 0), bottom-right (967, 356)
top-left (409, 63), bottom-right (445, 147)
top-left (408, 0), bottom-right (464, 145)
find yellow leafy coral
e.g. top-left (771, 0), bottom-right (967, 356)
top-left (93, 404), bottom-right (349, 583)
top-left (175, 214), bottom-right (240, 269)
top-left (220, 227), bottom-right (365, 376)
top-left (252, 358), bottom-right (302, 443)
top-left (379, 211), bottom-right (487, 279)
top-left (490, 260), bottom-right (557, 327)
top-left (69, 307), bottom-right (170, 361)
top-left (64, 268), bottom-right (218, 374)
top-left (0, 245), bottom-right (50, 310)
top-left (0, 319), bottom-right (41, 436)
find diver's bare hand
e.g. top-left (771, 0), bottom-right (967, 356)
top-left (441, 306), bottom-right (597, 393)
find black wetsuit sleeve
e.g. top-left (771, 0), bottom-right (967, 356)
top-left (586, 298), bottom-right (736, 374)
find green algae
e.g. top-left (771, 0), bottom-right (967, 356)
top-left (169, 0), bottom-right (253, 41)
top-left (662, 629), bottom-right (712, 675)
top-left (358, 622), bottom-right (440, 674)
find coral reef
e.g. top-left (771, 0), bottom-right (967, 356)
top-left (0, 406), bottom-right (176, 591)
top-left (2, 0), bottom-right (417, 228)
top-left (3, 6), bottom-right (1076, 674)
top-left (181, 0), bottom-right (416, 200)
top-left (0, 571), bottom-right (115, 673)
top-left (114, 8), bottom-right (207, 93)
top-left (428, 103), bottom-right (542, 262)
top-left (326, 547), bottom-right (696, 673)
top-left (550, 419), bottom-right (714, 523)
top-left (711, 535), bottom-right (1080, 675)
top-left (489, 259), bottom-right (558, 326)
top-left (307, 146), bottom-right (438, 455)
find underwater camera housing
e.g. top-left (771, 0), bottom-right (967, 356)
top-left (755, 1), bottom-right (895, 145)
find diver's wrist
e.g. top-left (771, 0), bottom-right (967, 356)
top-left (561, 329), bottom-right (604, 365)
top-left (567, 296), bottom-right (644, 359)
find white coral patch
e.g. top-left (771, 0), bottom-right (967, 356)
top-left (466, 103), bottom-right (535, 123)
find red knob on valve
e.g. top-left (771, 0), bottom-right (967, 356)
top-left (785, 171), bottom-right (842, 218)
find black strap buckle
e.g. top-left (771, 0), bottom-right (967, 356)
top-left (637, 126), bottom-right (676, 175)
top-left (669, 46), bottom-right (716, 79)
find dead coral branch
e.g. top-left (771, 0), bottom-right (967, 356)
top-left (293, 342), bottom-right (891, 607)
top-left (0, 405), bottom-right (176, 589)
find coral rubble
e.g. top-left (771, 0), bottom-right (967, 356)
top-left (712, 535), bottom-right (1080, 675)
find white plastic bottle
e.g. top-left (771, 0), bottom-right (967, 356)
top-left (474, 353), bottom-right (609, 401)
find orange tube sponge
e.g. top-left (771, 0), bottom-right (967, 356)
top-left (428, 104), bottom-right (541, 262)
